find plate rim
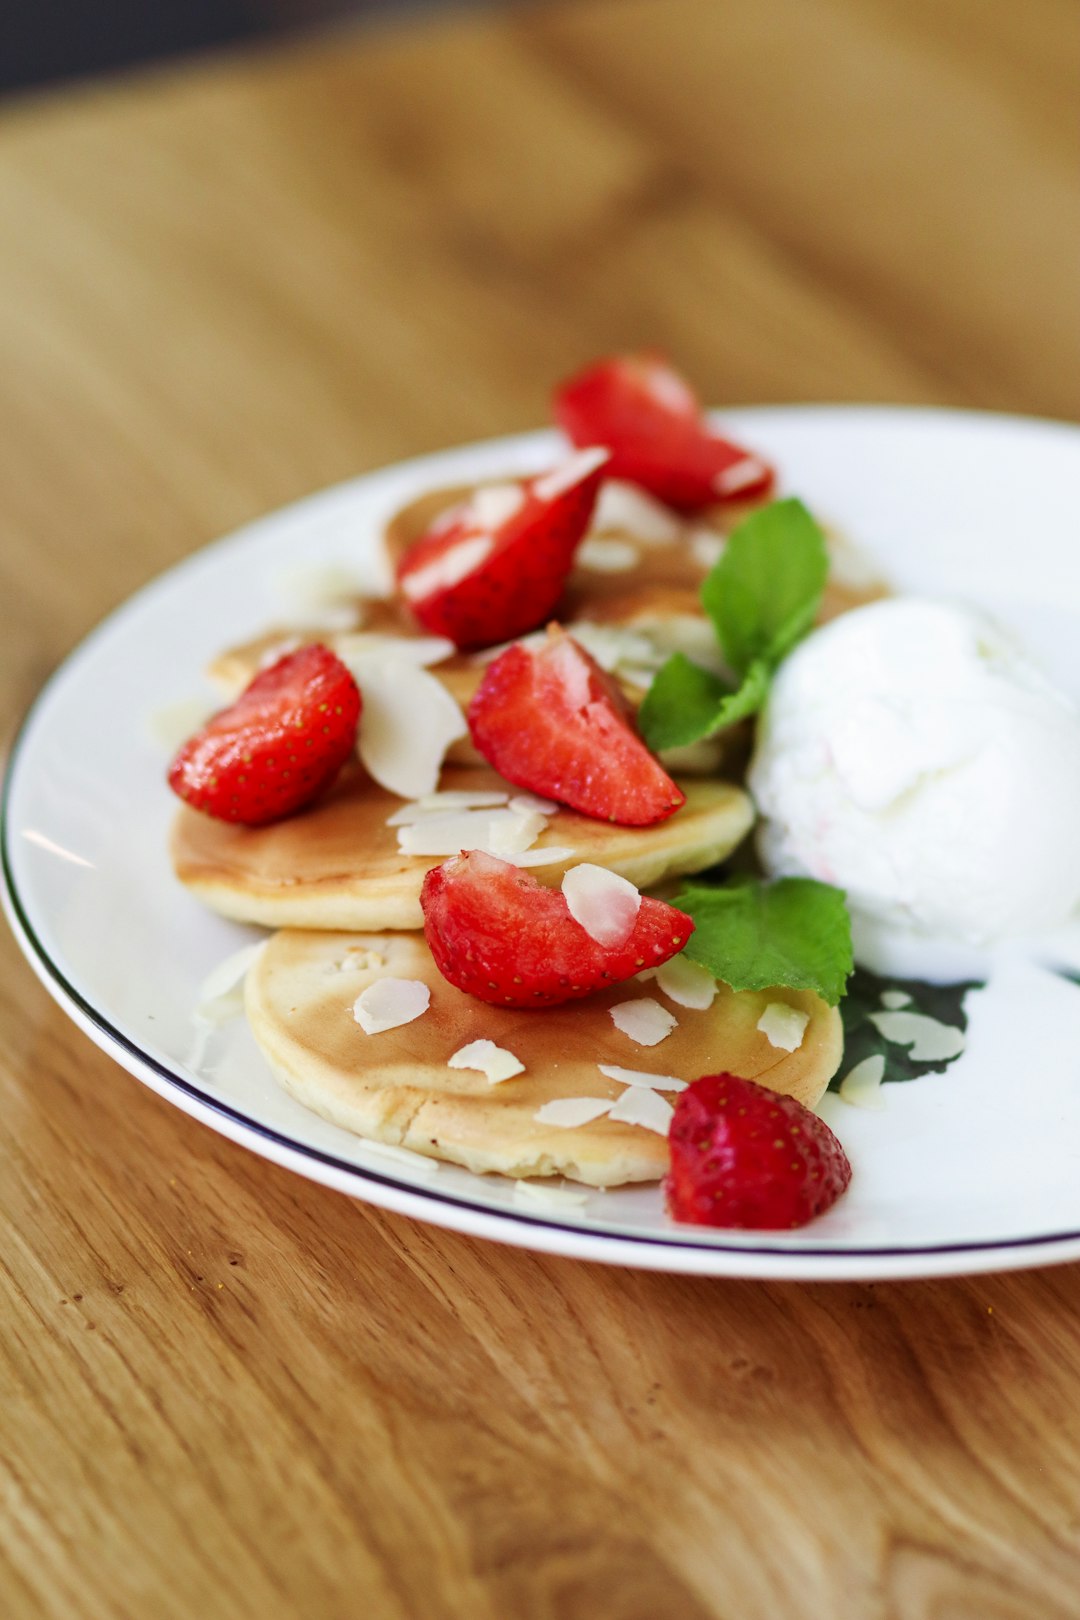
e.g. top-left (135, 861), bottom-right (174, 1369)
top-left (6, 403), bottom-right (1080, 1281)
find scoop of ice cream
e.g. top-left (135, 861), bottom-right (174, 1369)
top-left (748, 597), bottom-right (1080, 945)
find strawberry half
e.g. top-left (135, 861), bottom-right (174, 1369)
top-left (554, 353), bottom-right (773, 511)
top-left (421, 849), bottom-right (694, 1007)
top-left (468, 627), bottom-right (685, 826)
top-left (168, 644), bottom-right (361, 825)
top-left (665, 1073), bottom-right (852, 1229)
top-left (396, 447), bottom-right (609, 649)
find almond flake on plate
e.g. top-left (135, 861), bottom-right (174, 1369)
top-left (147, 696), bottom-right (216, 753)
top-left (576, 537), bottom-right (639, 573)
top-left (609, 997), bottom-right (678, 1047)
top-left (512, 1180), bottom-right (589, 1209)
top-left (448, 1039), bottom-right (524, 1085)
top-left (654, 955), bottom-right (717, 1010)
top-left (352, 978), bottom-right (431, 1034)
top-left (756, 1002), bottom-right (810, 1052)
top-left (195, 941), bottom-right (266, 1023)
top-left (606, 1088), bottom-right (674, 1135)
top-left (561, 864), bottom-right (641, 947)
top-left (597, 1064), bottom-right (687, 1092)
top-left (532, 446), bottom-right (610, 502)
top-left (349, 658), bottom-right (466, 800)
top-left (590, 479), bottom-right (681, 546)
top-left (880, 989), bottom-right (913, 1010)
top-left (534, 1097), bottom-right (614, 1128)
top-left (867, 1009), bottom-right (965, 1062)
top-left (838, 1053), bottom-right (887, 1110)
top-left (356, 1140), bottom-right (441, 1177)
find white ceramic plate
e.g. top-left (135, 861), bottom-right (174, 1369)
top-left (5, 407), bottom-right (1080, 1281)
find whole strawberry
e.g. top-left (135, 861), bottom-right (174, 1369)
top-left (168, 644), bottom-right (361, 825)
top-left (665, 1072), bottom-right (851, 1229)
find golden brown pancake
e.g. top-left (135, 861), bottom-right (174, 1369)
top-left (245, 928), bottom-right (843, 1186)
top-left (171, 765), bottom-right (755, 931)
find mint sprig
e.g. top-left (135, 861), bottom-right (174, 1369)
top-left (674, 876), bottom-right (853, 1007)
top-left (639, 497), bottom-right (827, 751)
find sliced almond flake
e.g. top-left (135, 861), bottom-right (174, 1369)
top-left (385, 791), bottom-right (510, 827)
top-left (606, 1087), bottom-right (674, 1135)
top-left (534, 1097), bottom-right (614, 1129)
top-left (564, 620), bottom-right (660, 675)
top-left (257, 635), bottom-right (302, 670)
top-left (880, 989), bottom-right (912, 1010)
top-left (350, 659), bottom-right (466, 800)
top-left (597, 1064), bottom-right (687, 1093)
top-left (562, 864), bottom-right (641, 948)
top-left (503, 844), bottom-right (577, 868)
top-left (471, 629), bottom-right (547, 666)
top-left (357, 1140), bottom-right (441, 1177)
top-left (328, 946), bottom-right (387, 975)
top-left (867, 1009), bottom-right (965, 1062)
top-left (713, 456), bottom-right (769, 497)
top-left (590, 480), bottom-right (681, 545)
top-left (689, 530), bottom-right (726, 571)
top-left (336, 631), bottom-right (455, 668)
top-left (616, 665), bottom-right (659, 692)
top-left (279, 604), bottom-right (364, 634)
top-left (448, 1039), bottom-right (524, 1085)
top-left (508, 792), bottom-right (558, 815)
top-left (609, 998), bottom-right (678, 1047)
top-left (147, 696), bottom-right (215, 753)
top-left (576, 536), bottom-right (640, 573)
top-left (352, 978), bottom-right (430, 1035)
top-left (274, 561), bottom-right (370, 612)
top-left (196, 942), bottom-right (266, 1020)
top-left (399, 533), bottom-right (494, 602)
top-left (654, 955), bottom-right (717, 1010)
top-left (512, 1180), bottom-right (589, 1209)
top-left (756, 1002), bottom-right (810, 1052)
top-left (531, 446), bottom-right (610, 502)
top-left (397, 807), bottom-right (543, 858)
top-left (468, 482), bottom-right (525, 529)
top-left (838, 1053), bottom-right (887, 1111)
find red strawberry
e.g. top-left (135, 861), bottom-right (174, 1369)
top-left (168, 645), bottom-right (361, 825)
top-left (421, 849), bottom-right (694, 1007)
top-left (468, 627), bottom-right (684, 827)
top-left (665, 1073), bottom-right (852, 1229)
top-left (396, 448), bottom-right (609, 649)
top-left (554, 353), bottom-right (773, 511)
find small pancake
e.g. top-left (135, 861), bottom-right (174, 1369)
top-left (171, 764), bottom-right (754, 931)
top-left (246, 928), bottom-right (843, 1186)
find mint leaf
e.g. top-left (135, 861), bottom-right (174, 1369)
top-left (674, 876), bottom-right (853, 1006)
top-left (831, 970), bottom-right (983, 1088)
top-left (701, 497), bottom-right (828, 675)
top-left (638, 654), bottom-right (770, 751)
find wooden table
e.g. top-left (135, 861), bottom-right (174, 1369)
top-left (3, 3), bottom-right (1079, 1615)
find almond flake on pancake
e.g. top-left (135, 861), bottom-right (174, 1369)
top-left (467, 482), bottom-right (525, 529)
top-left (597, 1063), bottom-right (687, 1092)
top-left (531, 446), bottom-right (610, 502)
top-left (353, 978), bottom-right (431, 1034)
top-left (561, 864), bottom-right (641, 947)
top-left (606, 1087), bottom-right (674, 1135)
top-left (329, 946), bottom-right (386, 975)
top-left (508, 792), bottom-right (558, 815)
top-left (399, 533), bottom-right (494, 602)
top-left (471, 629), bottom-right (547, 666)
top-left (713, 456), bottom-right (769, 497)
top-left (274, 561), bottom-right (370, 613)
top-left (351, 659), bottom-right (467, 799)
top-left (654, 955), bottom-right (718, 1010)
top-left (513, 1180), bottom-right (589, 1209)
top-left (838, 1053), bottom-right (887, 1110)
top-left (576, 537), bottom-right (640, 573)
top-left (757, 1002), bottom-right (811, 1052)
top-left (534, 1097), bottom-right (614, 1128)
top-left (195, 940), bottom-right (266, 1024)
top-left (448, 1039), bottom-right (525, 1085)
top-left (609, 997), bottom-right (678, 1046)
top-left (397, 807), bottom-right (545, 858)
top-left (279, 604), bottom-right (364, 635)
top-left (503, 844), bottom-right (577, 868)
top-left (561, 621), bottom-right (659, 675)
top-left (590, 479), bottom-right (681, 545)
top-left (386, 790), bottom-right (510, 827)
top-left (337, 631), bottom-right (455, 668)
top-left (257, 635), bottom-right (302, 670)
top-left (689, 530), bottom-right (726, 571)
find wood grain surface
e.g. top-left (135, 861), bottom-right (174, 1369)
top-left (3, 3), bottom-right (1080, 1616)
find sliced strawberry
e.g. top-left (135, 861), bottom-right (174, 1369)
top-left (665, 1073), bottom-right (852, 1229)
top-left (396, 448), bottom-right (609, 649)
top-left (168, 645), bottom-right (361, 825)
top-left (554, 353), bottom-right (773, 511)
top-left (468, 627), bottom-right (684, 826)
top-left (421, 849), bottom-right (694, 1007)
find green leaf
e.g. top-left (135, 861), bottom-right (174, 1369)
top-left (831, 970), bottom-right (983, 1088)
top-left (701, 497), bottom-right (828, 676)
top-left (674, 876), bottom-right (853, 1006)
top-left (638, 654), bottom-right (770, 751)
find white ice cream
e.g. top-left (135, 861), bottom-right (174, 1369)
top-left (749, 598), bottom-right (1080, 955)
